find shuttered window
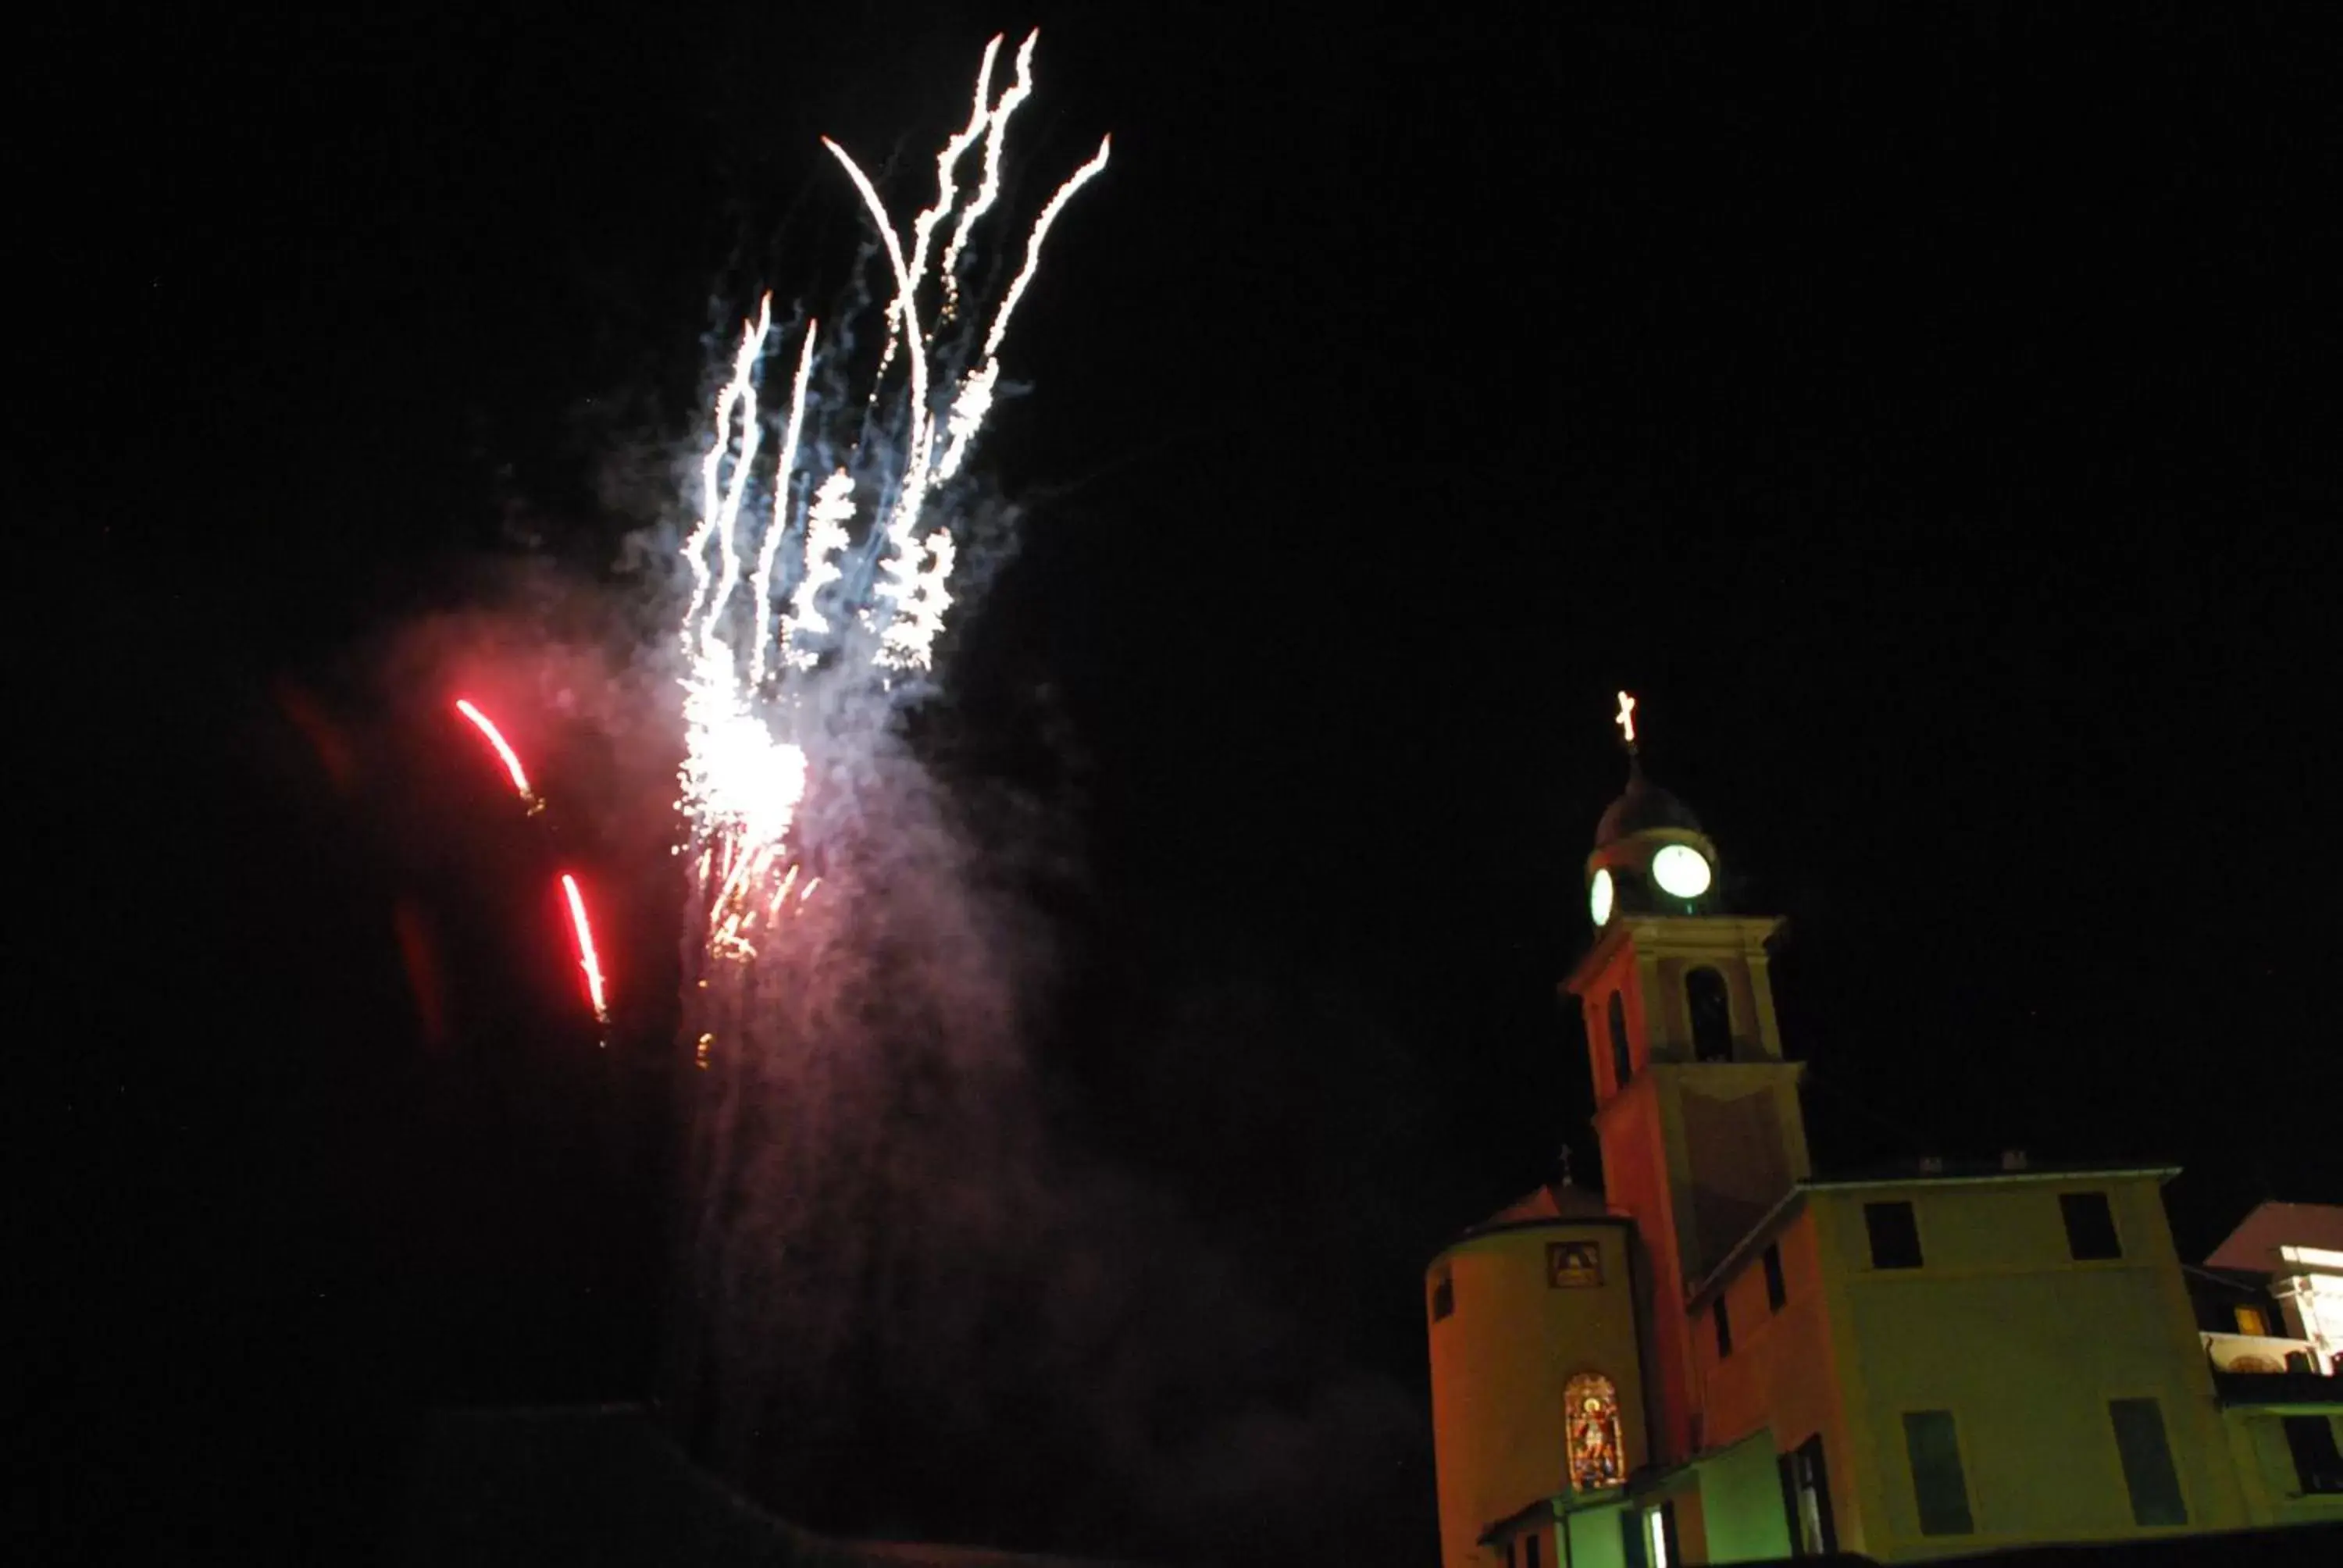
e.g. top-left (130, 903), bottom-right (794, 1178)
top-left (2109, 1399), bottom-right (2188, 1526)
top-left (2060, 1192), bottom-right (2122, 1260)
top-left (1865, 1202), bottom-right (1924, 1269)
top-left (1901, 1410), bottom-right (1974, 1535)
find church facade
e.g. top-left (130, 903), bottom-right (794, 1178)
top-left (1425, 715), bottom-right (2343, 1565)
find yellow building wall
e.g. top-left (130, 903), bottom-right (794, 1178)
top-left (1427, 1223), bottom-right (1648, 1568)
top-left (1813, 1178), bottom-right (2246, 1560)
top-left (1692, 1209), bottom-right (1863, 1556)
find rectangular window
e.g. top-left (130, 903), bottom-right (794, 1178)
top-left (1523, 1531), bottom-right (1541, 1568)
top-left (2282, 1415), bottom-right (2343, 1495)
top-left (1779, 1434), bottom-right (1836, 1556)
top-left (1763, 1242), bottom-right (1787, 1310)
top-left (2234, 1305), bottom-right (2270, 1337)
top-left (1715, 1295), bottom-right (1733, 1358)
top-left (2060, 1191), bottom-right (2123, 1260)
top-left (2108, 1398), bottom-right (2188, 1526)
top-left (1431, 1272), bottom-right (1453, 1322)
top-left (1865, 1201), bottom-right (1924, 1269)
top-left (1901, 1410), bottom-right (1974, 1536)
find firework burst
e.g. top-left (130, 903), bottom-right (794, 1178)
top-left (672, 29), bottom-right (1107, 971)
top-left (658, 33), bottom-right (1107, 1477)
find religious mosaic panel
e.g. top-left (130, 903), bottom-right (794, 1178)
top-left (1548, 1240), bottom-right (1603, 1288)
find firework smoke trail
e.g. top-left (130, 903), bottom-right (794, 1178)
top-left (664, 32), bottom-right (1107, 1471)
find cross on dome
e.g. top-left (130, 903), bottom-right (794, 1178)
top-left (1614, 690), bottom-right (1638, 750)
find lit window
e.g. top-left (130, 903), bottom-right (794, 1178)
top-left (1763, 1243), bottom-right (1787, 1311)
top-left (1779, 1434), bottom-right (1837, 1555)
top-left (1564, 1372), bottom-right (1625, 1492)
top-left (1644, 1501), bottom-right (1678, 1568)
top-left (1902, 1410), bottom-right (1974, 1535)
top-left (2234, 1305), bottom-right (2270, 1336)
top-left (2060, 1192), bottom-right (2122, 1260)
top-left (2108, 1399), bottom-right (2188, 1525)
top-left (1865, 1201), bottom-right (1924, 1269)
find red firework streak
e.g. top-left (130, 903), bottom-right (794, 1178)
top-left (450, 697), bottom-right (610, 1035)
top-left (454, 697), bottom-right (541, 811)
top-left (561, 873), bottom-right (611, 1034)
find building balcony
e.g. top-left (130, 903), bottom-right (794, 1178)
top-left (2204, 1330), bottom-right (2324, 1376)
top-left (2205, 1331), bottom-right (2343, 1409)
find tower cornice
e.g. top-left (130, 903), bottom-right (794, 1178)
top-left (1562, 914), bottom-right (1786, 1000)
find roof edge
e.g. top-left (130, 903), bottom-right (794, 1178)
top-left (1686, 1165), bottom-right (2184, 1305)
top-left (1431, 1213), bottom-right (1638, 1272)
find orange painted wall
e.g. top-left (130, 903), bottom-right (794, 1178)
top-left (1427, 1223), bottom-right (1648, 1568)
top-left (1690, 1207), bottom-right (1863, 1554)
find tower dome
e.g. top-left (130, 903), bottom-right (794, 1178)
top-left (1582, 695), bottom-right (1724, 925)
top-left (1593, 756), bottom-right (1704, 848)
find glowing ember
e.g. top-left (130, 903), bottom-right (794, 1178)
top-left (560, 872), bottom-right (609, 1028)
top-left (455, 698), bottom-right (537, 807)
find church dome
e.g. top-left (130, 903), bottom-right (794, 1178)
top-left (1466, 1178), bottom-right (1619, 1235)
top-left (1594, 760), bottom-right (1703, 848)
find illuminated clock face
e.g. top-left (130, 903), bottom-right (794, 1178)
top-left (1589, 868), bottom-right (1615, 927)
top-left (1659, 839), bottom-right (1715, 900)
top-left (1651, 844), bottom-right (1713, 899)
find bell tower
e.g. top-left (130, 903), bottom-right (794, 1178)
top-left (1563, 693), bottom-right (1810, 1464)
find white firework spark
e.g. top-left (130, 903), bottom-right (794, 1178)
top-left (939, 133), bottom-right (1111, 483)
top-left (672, 31), bottom-right (1108, 965)
top-left (780, 469), bottom-right (855, 668)
top-left (982, 134), bottom-right (1112, 362)
top-left (747, 324), bottom-right (819, 691)
top-left (941, 30), bottom-right (1039, 319)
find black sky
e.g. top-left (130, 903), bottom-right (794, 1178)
top-left (27, 2), bottom-right (2343, 1562)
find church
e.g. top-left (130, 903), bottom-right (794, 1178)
top-left (1425, 697), bottom-right (2343, 1566)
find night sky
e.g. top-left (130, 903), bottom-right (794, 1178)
top-left (29, 3), bottom-right (2343, 1562)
